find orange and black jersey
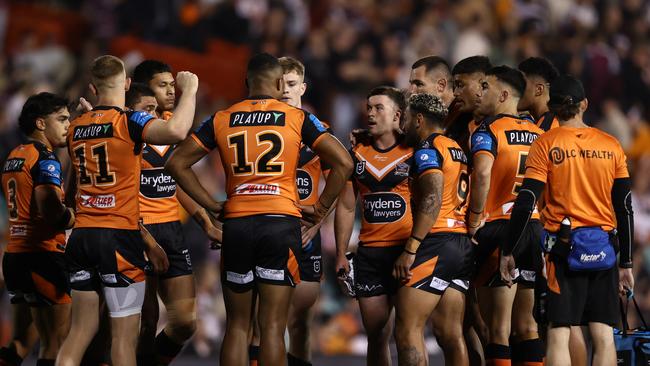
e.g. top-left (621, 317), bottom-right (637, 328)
top-left (297, 122), bottom-right (331, 206)
top-left (413, 133), bottom-right (468, 234)
top-left (350, 139), bottom-right (413, 247)
top-left (470, 114), bottom-right (544, 221)
top-left (68, 106), bottom-right (154, 230)
top-left (139, 112), bottom-right (178, 225)
top-left (192, 96), bottom-right (328, 218)
top-left (536, 111), bottom-right (559, 132)
top-left (2, 142), bottom-right (65, 253)
top-left (140, 144), bottom-right (178, 224)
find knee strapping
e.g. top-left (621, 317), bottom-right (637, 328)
top-left (103, 282), bottom-right (146, 318)
top-left (163, 298), bottom-right (197, 341)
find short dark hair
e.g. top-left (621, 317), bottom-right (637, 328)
top-left (518, 57), bottom-right (559, 83)
top-left (18, 92), bottom-right (69, 135)
top-left (247, 53), bottom-right (282, 84)
top-left (486, 65), bottom-right (526, 97)
top-left (126, 83), bottom-right (156, 109)
top-left (132, 60), bottom-right (173, 84)
top-left (367, 86), bottom-right (407, 123)
top-left (408, 93), bottom-right (448, 125)
top-left (412, 56), bottom-right (451, 75)
top-left (452, 56), bottom-right (492, 76)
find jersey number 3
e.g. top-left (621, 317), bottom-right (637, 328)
top-left (73, 143), bottom-right (116, 187)
top-left (227, 131), bottom-right (284, 176)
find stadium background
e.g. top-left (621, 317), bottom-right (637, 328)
top-left (0, 0), bottom-right (649, 364)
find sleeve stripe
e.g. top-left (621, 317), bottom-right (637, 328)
top-left (190, 134), bottom-right (211, 153)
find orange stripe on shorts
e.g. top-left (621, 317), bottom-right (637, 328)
top-left (406, 256), bottom-right (438, 287)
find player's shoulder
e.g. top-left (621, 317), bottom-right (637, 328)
top-left (590, 127), bottom-right (625, 148)
top-left (31, 141), bottom-right (58, 162)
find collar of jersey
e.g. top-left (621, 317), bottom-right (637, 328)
top-left (246, 95), bottom-right (274, 100)
top-left (92, 105), bottom-right (125, 113)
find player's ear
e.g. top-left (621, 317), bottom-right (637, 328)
top-left (125, 77), bottom-right (131, 91)
top-left (500, 89), bottom-right (509, 103)
top-left (535, 83), bottom-right (544, 97)
top-left (34, 117), bottom-right (46, 132)
top-left (89, 83), bottom-right (98, 97)
top-left (394, 109), bottom-right (402, 123)
top-left (300, 82), bottom-right (307, 96)
top-left (276, 77), bottom-right (283, 92)
top-left (438, 78), bottom-right (447, 94)
top-left (581, 98), bottom-right (588, 112)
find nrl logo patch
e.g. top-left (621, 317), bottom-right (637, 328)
top-left (355, 161), bottom-right (366, 175)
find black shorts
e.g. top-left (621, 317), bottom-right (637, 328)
top-left (474, 219), bottom-right (542, 287)
top-left (221, 215), bottom-right (301, 292)
top-left (66, 228), bottom-right (148, 291)
top-left (355, 245), bottom-right (403, 298)
top-left (545, 254), bottom-right (619, 327)
top-left (405, 233), bottom-right (474, 295)
top-left (299, 230), bottom-right (322, 282)
top-left (3, 251), bottom-right (71, 306)
top-left (144, 221), bottom-right (192, 279)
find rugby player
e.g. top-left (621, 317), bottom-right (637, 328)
top-left (517, 57), bottom-right (560, 131)
top-left (56, 55), bottom-right (198, 366)
top-left (249, 56), bottom-right (331, 366)
top-left (335, 86), bottom-right (411, 366)
top-left (469, 66), bottom-right (544, 366)
top-left (166, 53), bottom-right (352, 366)
top-left (502, 75), bottom-right (634, 366)
top-left (130, 60), bottom-right (220, 366)
top-left (393, 93), bottom-right (473, 366)
top-left (1, 93), bottom-right (73, 366)
top-left (408, 56), bottom-right (477, 365)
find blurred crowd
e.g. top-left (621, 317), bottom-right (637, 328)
top-left (1, 0), bottom-right (650, 359)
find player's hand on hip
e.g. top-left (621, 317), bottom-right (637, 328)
top-left (175, 71), bottom-right (199, 93)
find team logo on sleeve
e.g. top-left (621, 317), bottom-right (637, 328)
top-left (296, 169), bottom-right (313, 200)
top-left (363, 192), bottom-right (407, 223)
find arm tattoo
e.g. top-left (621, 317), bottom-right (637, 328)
top-left (416, 173), bottom-right (443, 221)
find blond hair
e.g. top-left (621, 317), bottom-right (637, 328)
top-left (90, 55), bottom-right (125, 89)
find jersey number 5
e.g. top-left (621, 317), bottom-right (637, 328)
top-left (512, 151), bottom-right (529, 194)
top-left (227, 131), bottom-right (284, 176)
top-left (73, 143), bottom-right (116, 187)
